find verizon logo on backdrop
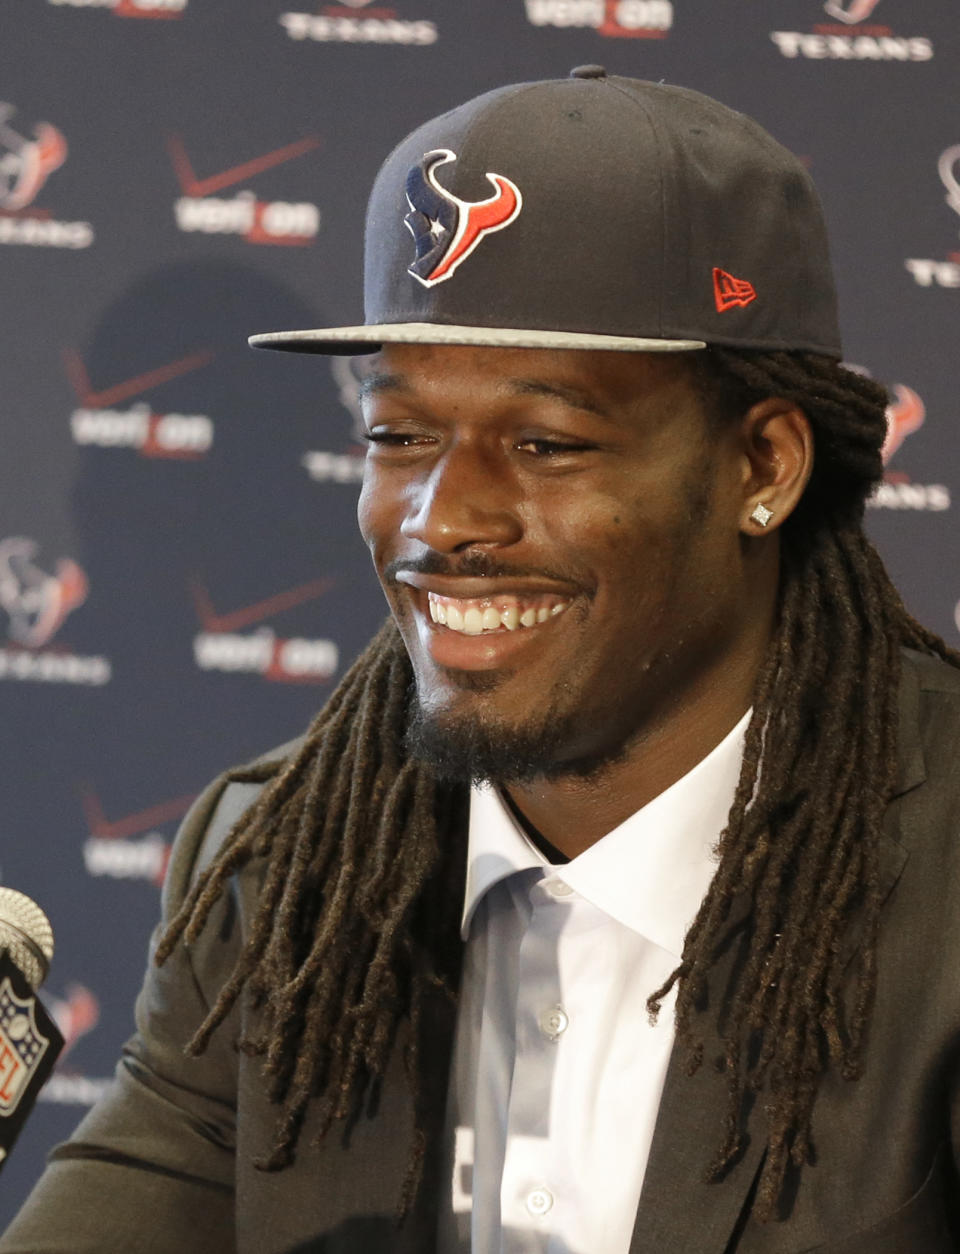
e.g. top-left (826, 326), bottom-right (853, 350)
top-left (66, 348), bottom-right (215, 457)
top-left (192, 576), bottom-right (339, 682)
top-left (47, 0), bottom-right (186, 15)
top-left (0, 539), bottom-right (111, 685)
top-left (169, 133), bottom-right (322, 244)
top-left (905, 146), bottom-right (960, 290)
top-left (0, 105), bottom-right (94, 249)
top-left (280, 0), bottom-right (438, 44)
top-left (80, 786), bottom-right (197, 885)
top-left (771, 0), bottom-right (933, 60)
top-left (523, 0), bottom-right (673, 37)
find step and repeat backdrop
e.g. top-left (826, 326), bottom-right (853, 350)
top-left (1, 0), bottom-right (958, 1223)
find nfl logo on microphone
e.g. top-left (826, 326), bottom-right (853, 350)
top-left (0, 978), bottom-right (52, 1121)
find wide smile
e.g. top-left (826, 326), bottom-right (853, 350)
top-left (394, 572), bottom-right (581, 670)
top-left (427, 591), bottom-right (570, 634)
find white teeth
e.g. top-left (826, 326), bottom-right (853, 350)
top-left (426, 593), bottom-right (570, 635)
top-left (463, 607), bottom-right (484, 635)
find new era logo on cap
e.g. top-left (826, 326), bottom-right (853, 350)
top-left (404, 149), bottom-right (522, 287)
top-left (713, 267), bottom-right (757, 312)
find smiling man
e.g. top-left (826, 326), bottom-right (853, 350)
top-left (358, 344), bottom-right (789, 840)
top-left (4, 70), bottom-right (960, 1254)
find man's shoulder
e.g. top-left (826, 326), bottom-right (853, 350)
top-left (241, 734), bottom-right (307, 773)
top-left (902, 647), bottom-right (960, 757)
top-left (897, 648), bottom-right (960, 837)
top-left (195, 735), bottom-right (309, 869)
top-left (162, 734), bottom-right (307, 915)
top-left (904, 645), bottom-right (960, 698)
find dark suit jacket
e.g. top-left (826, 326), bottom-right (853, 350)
top-left (3, 649), bottom-right (960, 1253)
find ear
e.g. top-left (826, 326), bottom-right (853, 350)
top-left (738, 397), bottom-right (813, 535)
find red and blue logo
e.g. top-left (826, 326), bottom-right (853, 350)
top-left (404, 149), bottom-right (522, 287)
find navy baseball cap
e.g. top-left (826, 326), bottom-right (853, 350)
top-left (250, 68), bottom-right (842, 358)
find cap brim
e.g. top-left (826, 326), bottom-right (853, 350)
top-left (248, 322), bottom-right (707, 356)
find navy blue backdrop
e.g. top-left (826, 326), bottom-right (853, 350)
top-left (1, 0), bottom-right (958, 1222)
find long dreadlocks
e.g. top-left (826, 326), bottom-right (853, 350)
top-left (156, 347), bottom-right (960, 1222)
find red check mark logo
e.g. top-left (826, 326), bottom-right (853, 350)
top-left (191, 575), bottom-right (333, 633)
top-left (166, 134), bottom-right (322, 198)
top-left (80, 787), bottom-right (197, 840)
top-left (64, 348), bottom-right (214, 408)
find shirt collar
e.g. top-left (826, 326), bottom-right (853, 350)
top-left (461, 782), bottom-right (544, 937)
top-left (462, 709), bottom-right (750, 957)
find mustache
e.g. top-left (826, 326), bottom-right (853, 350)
top-left (382, 550), bottom-right (594, 594)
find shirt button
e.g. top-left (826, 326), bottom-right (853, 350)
top-left (543, 877), bottom-right (574, 898)
top-left (538, 1005), bottom-right (569, 1041)
top-left (526, 1187), bottom-right (553, 1217)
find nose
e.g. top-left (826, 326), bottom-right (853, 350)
top-left (400, 442), bottom-right (523, 553)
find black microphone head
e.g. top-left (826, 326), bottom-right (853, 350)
top-left (0, 888), bottom-right (54, 989)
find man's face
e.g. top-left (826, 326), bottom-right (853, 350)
top-left (357, 343), bottom-right (755, 783)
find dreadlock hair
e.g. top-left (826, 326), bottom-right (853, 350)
top-left (157, 347), bottom-right (960, 1224)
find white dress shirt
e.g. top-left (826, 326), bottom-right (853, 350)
top-left (438, 711), bottom-right (750, 1254)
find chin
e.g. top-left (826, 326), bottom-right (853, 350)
top-left (404, 696), bottom-right (625, 786)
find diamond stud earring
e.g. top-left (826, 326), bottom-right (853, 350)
top-left (750, 502), bottom-right (774, 527)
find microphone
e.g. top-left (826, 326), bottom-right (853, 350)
top-left (0, 887), bottom-right (64, 1168)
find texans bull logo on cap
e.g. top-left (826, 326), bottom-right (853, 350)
top-left (404, 148), bottom-right (522, 287)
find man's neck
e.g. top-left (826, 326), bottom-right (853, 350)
top-left (504, 685), bottom-right (754, 861)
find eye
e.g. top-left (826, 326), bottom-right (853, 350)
top-left (515, 436), bottom-right (596, 457)
top-left (361, 428), bottom-right (433, 448)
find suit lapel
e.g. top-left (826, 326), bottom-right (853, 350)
top-left (630, 652), bottom-right (926, 1254)
top-left (398, 959), bottom-right (462, 1253)
top-left (628, 911), bottom-right (766, 1254)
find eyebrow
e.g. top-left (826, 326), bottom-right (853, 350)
top-left (356, 372), bottom-right (410, 402)
top-left (508, 378), bottom-right (611, 419)
top-left (356, 371), bottom-right (612, 420)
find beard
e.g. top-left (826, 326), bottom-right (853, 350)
top-left (403, 672), bottom-right (629, 786)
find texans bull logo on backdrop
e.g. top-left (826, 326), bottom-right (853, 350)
top-left (939, 144), bottom-right (960, 228)
top-left (0, 538), bottom-right (88, 650)
top-left (822, 0), bottom-right (882, 22)
top-left (0, 104), bottom-right (67, 213)
top-left (404, 148), bottom-right (522, 287)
